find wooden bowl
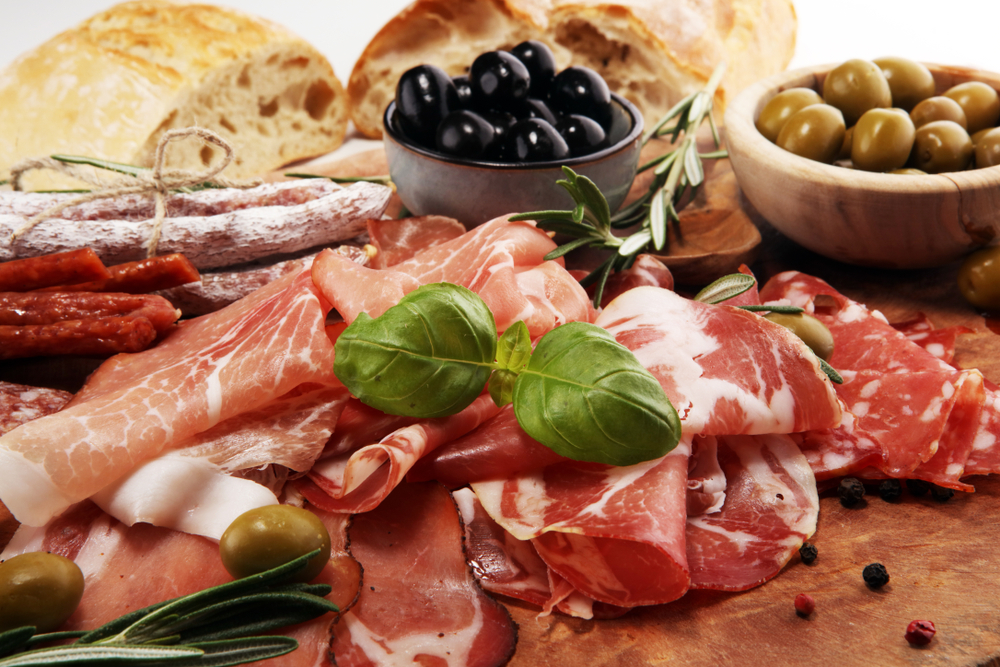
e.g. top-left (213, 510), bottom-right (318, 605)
top-left (724, 63), bottom-right (1000, 268)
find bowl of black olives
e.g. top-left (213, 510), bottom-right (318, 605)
top-left (725, 59), bottom-right (1000, 269)
top-left (383, 41), bottom-right (643, 226)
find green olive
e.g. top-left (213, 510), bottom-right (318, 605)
top-left (958, 245), bottom-right (1000, 311)
top-left (756, 87), bottom-right (825, 143)
top-left (764, 312), bottom-right (835, 361)
top-left (837, 125), bottom-right (854, 160)
top-left (975, 128), bottom-right (1000, 168)
top-left (910, 96), bottom-right (967, 130)
top-left (822, 59), bottom-right (892, 127)
top-left (909, 120), bottom-right (973, 173)
top-left (776, 104), bottom-right (846, 164)
top-left (873, 57), bottom-right (936, 111)
top-left (220, 505), bottom-right (332, 583)
top-left (851, 108), bottom-right (916, 172)
top-left (0, 552), bottom-right (85, 633)
top-left (971, 127), bottom-right (994, 145)
top-left (943, 81), bottom-right (1000, 134)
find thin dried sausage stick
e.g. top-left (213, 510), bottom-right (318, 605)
top-left (37, 254), bottom-right (200, 294)
top-left (0, 181), bottom-right (392, 269)
top-left (0, 317), bottom-right (158, 360)
top-left (0, 248), bottom-right (111, 291)
top-left (0, 292), bottom-right (180, 332)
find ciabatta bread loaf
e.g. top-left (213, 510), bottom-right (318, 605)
top-left (0, 1), bottom-right (349, 190)
top-left (348, 0), bottom-right (795, 137)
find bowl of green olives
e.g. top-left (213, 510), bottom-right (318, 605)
top-left (725, 59), bottom-right (1000, 268)
top-left (383, 42), bottom-right (643, 226)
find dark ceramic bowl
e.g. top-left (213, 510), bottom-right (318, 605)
top-left (383, 93), bottom-right (643, 226)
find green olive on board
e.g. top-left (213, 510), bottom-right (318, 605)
top-left (0, 552), bottom-right (85, 633)
top-left (873, 57), bottom-right (936, 111)
top-left (851, 108), bottom-right (916, 172)
top-left (220, 505), bottom-right (332, 583)
top-left (763, 312), bottom-right (835, 361)
top-left (943, 81), bottom-right (1000, 134)
top-left (909, 96), bottom-right (967, 130)
top-left (776, 104), bottom-right (846, 164)
top-left (756, 87), bottom-right (825, 143)
top-left (958, 246), bottom-right (1000, 311)
top-left (822, 59), bottom-right (892, 127)
top-left (909, 120), bottom-right (973, 173)
top-left (975, 128), bottom-right (1000, 168)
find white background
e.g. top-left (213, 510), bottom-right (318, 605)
top-left (2, 0), bottom-right (1000, 86)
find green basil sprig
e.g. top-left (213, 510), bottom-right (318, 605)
top-left (334, 284), bottom-right (680, 466)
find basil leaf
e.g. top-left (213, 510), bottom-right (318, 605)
top-left (489, 321), bottom-right (532, 406)
top-left (512, 322), bottom-right (680, 466)
top-left (334, 283), bottom-right (497, 418)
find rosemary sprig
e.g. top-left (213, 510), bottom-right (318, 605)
top-left (285, 172), bottom-right (394, 187)
top-left (510, 64), bottom-right (728, 306)
top-left (0, 550), bottom-right (337, 666)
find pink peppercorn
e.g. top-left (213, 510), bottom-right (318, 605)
top-left (794, 593), bottom-right (815, 616)
top-left (905, 620), bottom-right (936, 646)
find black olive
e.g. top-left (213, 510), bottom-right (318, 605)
top-left (514, 98), bottom-right (559, 126)
top-left (435, 110), bottom-right (498, 159)
top-left (480, 111), bottom-right (516, 160)
top-left (452, 75), bottom-right (474, 108)
top-left (470, 51), bottom-right (530, 112)
top-left (505, 118), bottom-right (570, 162)
top-left (556, 114), bottom-right (609, 156)
top-left (395, 64), bottom-right (459, 146)
top-left (511, 40), bottom-right (557, 98)
top-left (549, 66), bottom-right (613, 130)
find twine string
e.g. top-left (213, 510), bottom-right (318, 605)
top-left (8, 127), bottom-right (261, 257)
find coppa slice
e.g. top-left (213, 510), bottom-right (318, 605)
top-left (330, 481), bottom-right (517, 667)
top-left (596, 286), bottom-right (841, 436)
top-left (0, 265), bottom-right (337, 527)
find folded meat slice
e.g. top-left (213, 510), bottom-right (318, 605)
top-left (330, 481), bottom-right (517, 667)
top-left (0, 265), bottom-right (337, 526)
top-left (367, 215), bottom-right (466, 268)
top-left (472, 438), bottom-right (692, 608)
top-left (596, 286), bottom-right (841, 436)
top-left (686, 434), bottom-right (819, 591)
top-left (296, 394), bottom-right (501, 513)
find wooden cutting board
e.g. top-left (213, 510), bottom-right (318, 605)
top-left (505, 218), bottom-right (1000, 667)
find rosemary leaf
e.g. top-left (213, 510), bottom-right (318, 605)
top-left (0, 629), bottom-right (34, 658)
top-left (694, 273), bottom-right (756, 304)
top-left (51, 154), bottom-right (150, 178)
top-left (618, 229), bottom-right (653, 257)
top-left (285, 172), bottom-right (393, 186)
top-left (0, 644), bottom-right (203, 666)
top-left (176, 637), bottom-right (299, 667)
top-left (649, 189), bottom-right (667, 251)
top-left (544, 237), bottom-right (599, 261)
top-left (509, 210), bottom-right (576, 223)
top-left (535, 219), bottom-right (603, 238)
top-left (819, 358), bottom-right (844, 384)
top-left (738, 304), bottom-right (805, 314)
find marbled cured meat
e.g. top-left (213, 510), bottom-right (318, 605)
top-left (686, 434), bottom-right (819, 591)
top-left (0, 381), bottom-right (73, 436)
top-left (368, 215), bottom-right (466, 269)
top-left (591, 254), bottom-right (675, 308)
top-left (0, 264), bottom-right (337, 527)
top-left (596, 286), bottom-right (841, 436)
top-left (330, 482), bottom-right (517, 667)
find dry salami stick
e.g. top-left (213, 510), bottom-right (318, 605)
top-left (0, 248), bottom-right (111, 291)
top-left (0, 292), bottom-right (180, 333)
top-left (0, 381), bottom-right (74, 436)
top-left (37, 254), bottom-right (200, 294)
top-left (0, 181), bottom-right (392, 269)
top-left (0, 317), bottom-right (158, 360)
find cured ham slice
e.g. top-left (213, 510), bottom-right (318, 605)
top-left (0, 265), bottom-right (337, 527)
top-left (330, 482), bottom-right (517, 667)
top-left (596, 286), bottom-right (841, 436)
top-left (760, 272), bottom-right (983, 488)
top-left (312, 249), bottom-right (421, 323)
top-left (472, 438), bottom-right (692, 608)
top-left (297, 394), bottom-right (501, 513)
top-left (368, 215), bottom-right (466, 268)
top-left (686, 434), bottom-right (819, 591)
top-left (1, 500), bottom-right (361, 666)
top-left (592, 254), bottom-right (675, 308)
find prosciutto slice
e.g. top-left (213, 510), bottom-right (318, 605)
top-left (330, 482), bottom-right (517, 667)
top-left (0, 265), bottom-right (337, 527)
top-left (297, 394), bottom-right (501, 513)
top-left (596, 286), bottom-right (841, 436)
top-left (367, 215), bottom-right (466, 268)
top-left (472, 438), bottom-right (692, 608)
top-left (686, 434), bottom-right (819, 590)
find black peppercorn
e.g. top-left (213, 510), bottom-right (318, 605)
top-left (863, 562), bottom-right (889, 588)
top-left (838, 477), bottom-right (865, 507)
top-left (878, 479), bottom-right (902, 502)
top-left (799, 542), bottom-right (818, 565)
top-left (931, 485), bottom-right (955, 503)
top-left (906, 479), bottom-right (931, 496)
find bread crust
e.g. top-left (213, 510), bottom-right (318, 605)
top-left (348, 0), bottom-right (795, 138)
top-left (0, 1), bottom-right (349, 190)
